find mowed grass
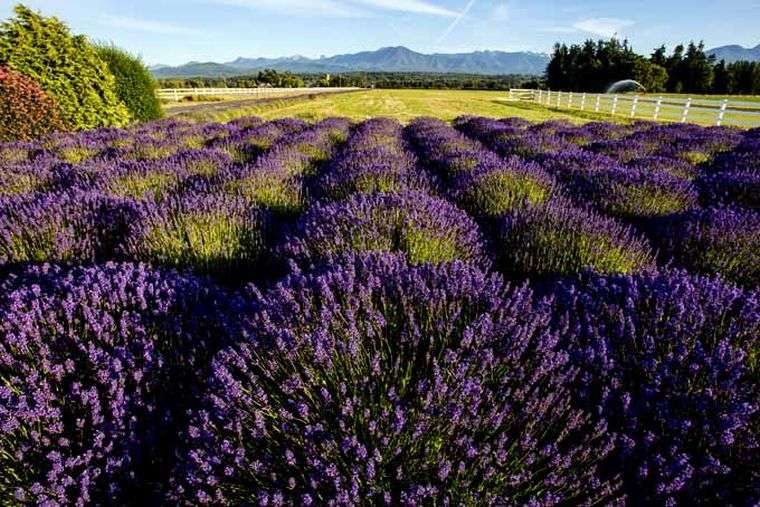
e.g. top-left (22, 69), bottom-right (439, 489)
top-left (177, 89), bottom-right (631, 124)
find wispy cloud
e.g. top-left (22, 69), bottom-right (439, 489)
top-left (348, 0), bottom-right (459, 17)
top-left (572, 17), bottom-right (634, 37)
top-left (207, 0), bottom-right (363, 17)
top-left (438, 0), bottom-right (477, 43)
top-left (98, 15), bottom-right (203, 35)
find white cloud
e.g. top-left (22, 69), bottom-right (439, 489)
top-left (208, 0), bottom-right (363, 17)
top-left (348, 0), bottom-right (459, 17)
top-left (98, 15), bottom-right (203, 35)
top-left (572, 17), bottom-right (634, 37)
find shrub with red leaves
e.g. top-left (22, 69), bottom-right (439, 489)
top-left (0, 66), bottom-right (65, 142)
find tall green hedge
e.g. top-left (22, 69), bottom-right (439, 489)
top-left (97, 44), bottom-right (163, 122)
top-left (0, 5), bottom-right (131, 130)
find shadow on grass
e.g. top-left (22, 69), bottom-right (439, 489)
top-left (489, 99), bottom-right (636, 123)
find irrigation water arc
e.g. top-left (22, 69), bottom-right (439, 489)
top-left (606, 79), bottom-right (646, 93)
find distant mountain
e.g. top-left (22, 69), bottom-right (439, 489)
top-left (707, 44), bottom-right (760, 63)
top-left (151, 46), bottom-right (550, 78)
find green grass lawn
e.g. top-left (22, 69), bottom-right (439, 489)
top-left (172, 88), bottom-right (760, 127)
top-left (176, 89), bottom-right (632, 124)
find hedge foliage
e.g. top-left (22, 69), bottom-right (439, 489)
top-left (97, 44), bottom-right (163, 123)
top-left (0, 5), bottom-right (131, 131)
top-left (0, 66), bottom-right (64, 141)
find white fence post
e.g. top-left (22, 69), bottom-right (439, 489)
top-left (537, 89), bottom-right (543, 103)
top-left (568, 92), bottom-right (573, 108)
top-left (611, 95), bottom-right (619, 115)
top-left (681, 98), bottom-right (692, 123)
top-left (556, 91), bottom-right (562, 108)
top-left (595, 94), bottom-right (601, 112)
top-left (580, 92), bottom-right (586, 110)
top-left (630, 96), bottom-right (639, 118)
top-left (653, 97), bottom-right (663, 120)
top-left (716, 99), bottom-right (729, 126)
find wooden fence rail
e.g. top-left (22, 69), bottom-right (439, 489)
top-left (508, 88), bottom-right (760, 128)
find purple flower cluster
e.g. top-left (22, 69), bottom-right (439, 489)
top-left (175, 253), bottom-right (620, 505)
top-left (566, 165), bottom-right (699, 219)
top-left (124, 191), bottom-right (268, 277)
top-left (0, 262), bottom-right (227, 505)
top-left (222, 118), bottom-right (351, 216)
top-left (553, 270), bottom-right (760, 504)
top-left (405, 118), bottom-right (558, 217)
top-left (647, 207), bottom-right (760, 287)
top-left (497, 199), bottom-right (655, 279)
top-left (0, 114), bottom-right (758, 505)
top-left (314, 118), bottom-right (434, 200)
top-left (282, 191), bottom-right (490, 269)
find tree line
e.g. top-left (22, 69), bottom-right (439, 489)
top-left (546, 38), bottom-right (760, 94)
top-left (157, 70), bottom-right (531, 91)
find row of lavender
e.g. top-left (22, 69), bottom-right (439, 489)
top-left (0, 115), bottom-right (758, 505)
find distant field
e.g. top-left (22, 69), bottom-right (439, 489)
top-left (658, 93), bottom-right (760, 103)
top-left (173, 89), bottom-right (629, 124)
top-left (169, 89), bottom-right (760, 127)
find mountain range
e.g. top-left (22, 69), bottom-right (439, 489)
top-left (150, 43), bottom-right (760, 79)
top-left (706, 44), bottom-right (760, 63)
top-left (150, 46), bottom-right (550, 78)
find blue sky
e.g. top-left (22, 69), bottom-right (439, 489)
top-left (1, 1), bottom-right (758, 66)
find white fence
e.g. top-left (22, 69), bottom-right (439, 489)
top-left (156, 87), bottom-right (361, 101)
top-left (508, 88), bottom-right (760, 128)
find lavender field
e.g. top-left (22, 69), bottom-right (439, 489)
top-left (0, 115), bottom-right (758, 505)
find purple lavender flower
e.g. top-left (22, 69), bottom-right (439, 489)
top-left (553, 269), bottom-right (760, 504)
top-left (566, 165), bottom-right (699, 219)
top-left (223, 120), bottom-right (351, 216)
top-left (697, 171), bottom-right (760, 210)
top-left (176, 253), bottom-right (620, 505)
top-left (451, 157), bottom-right (558, 217)
top-left (0, 262), bottom-right (228, 505)
top-left (626, 155), bottom-right (699, 180)
top-left (0, 191), bottom-right (140, 264)
top-left (646, 207), bottom-right (760, 287)
top-left (313, 118), bottom-right (434, 200)
top-left (497, 199), bottom-right (655, 278)
top-left (282, 191), bottom-right (490, 269)
top-left (124, 192), bottom-right (268, 277)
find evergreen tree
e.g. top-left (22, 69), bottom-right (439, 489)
top-left (0, 4), bottom-right (130, 130)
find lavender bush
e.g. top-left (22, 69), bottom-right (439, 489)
top-left (553, 270), bottom-right (760, 504)
top-left (176, 253), bottom-right (620, 505)
top-left (0, 115), bottom-right (758, 505)
top-left (647, 207), bottom-right (760, 288)
top-left (125, 192), bottom-right (268, 278)
top-left (282, 191), bottom-right (490, 269)
top-left (497, 199), bottom-right (655, 279)
top-left (0, 262), bottom-right (228, 504)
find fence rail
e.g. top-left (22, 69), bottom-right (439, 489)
top-left (156, 87), bottom-right (361, 101)
top-left (508, 88), bottom-right (760, 127)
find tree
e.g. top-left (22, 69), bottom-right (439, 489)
top-left (633, 60), bottom-right (667, 92)
top-left (712, 60), bottom-right (730, 94)
top-left (665, 44), bottom-right (685, 92)
top-left (546, 38), bottom-right (651, 92)
top-left (0, 66), bottom-right (65, 141)
top-left (96, 44), bottom-right (163, 122)
top-left (680, 41), bottom-right (714, 93)
top-left (0, 4), bottom-right (130, 130)
top-left (650, 45), bottom-right (667, 67)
